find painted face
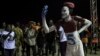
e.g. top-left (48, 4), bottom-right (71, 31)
top-left (61, 6), bottom-right (70, 19)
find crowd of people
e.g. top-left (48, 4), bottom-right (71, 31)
top-left (1, 1), bottom-right (99, 56)
top-left (0, 21), bottom-right (59, 56)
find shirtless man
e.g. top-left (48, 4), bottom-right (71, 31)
top-left (41, 2), bottom-right (92, 56)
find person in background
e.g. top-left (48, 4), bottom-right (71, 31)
top-left (44, 20), bottom-right (57, 56)
top-left (90, 32), bottom-right (98, 54)
top-left (0, 22), bottom-right (7, 56)
top-left (22, 24), bottom-right (28, 56)
top-left (2, 24), bottom-right (16, 56)
top-left (24, 21), bottom-right (37, 56)
top-left (81, 29), bottom-right (90, 56)
top-left (36, 22), bottom-right (45, 56)
top-left (14, 22), bottom-right (23, 56)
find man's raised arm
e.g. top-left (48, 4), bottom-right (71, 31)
top-left (41, 5), bottom-right (49, 33)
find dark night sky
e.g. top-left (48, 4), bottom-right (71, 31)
top-left (0, 0), bottom-right (99, 24)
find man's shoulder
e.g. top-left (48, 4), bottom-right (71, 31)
top-left (72, 15), bottom-right (85, 22)
top-left (3, 30), bottom-right (9, 33)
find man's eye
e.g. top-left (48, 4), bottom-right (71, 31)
top-left (63, 10), bottom-right (66, 12)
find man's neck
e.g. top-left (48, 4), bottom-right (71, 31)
top-left (64, 15), bottom-right (72, 22)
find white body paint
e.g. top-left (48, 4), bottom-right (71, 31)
top-left (41, 5), bottom-right (92, 56)
top-left (78, 19), bottom-right (92, 33)
top-left (61, 6), bottom-right (70, 19)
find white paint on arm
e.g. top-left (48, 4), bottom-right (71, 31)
top-left (41, 5), bottom-right (49, 33)
top-left (78, 19), bottom-right (92, 33)
top-left (42, 16), bottom-right (49, 33)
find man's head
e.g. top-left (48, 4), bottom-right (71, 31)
top-left (2, 22), bottom-right (6, 28)
top-left (29, 21), bottom-right (36, 29)
top-left (49, 20), bottom-right (54, 27)
top-left (61, 2), bottom-right (75, 19)
top-left (61, 6), bottom-right (70, 19)
top-left (6, 24), bottom-right (12, 31)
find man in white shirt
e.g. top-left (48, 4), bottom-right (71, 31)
top-left (0, 24), bottom-right (16, 56)
top-left (59, 26), bottom-right (67, 56)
